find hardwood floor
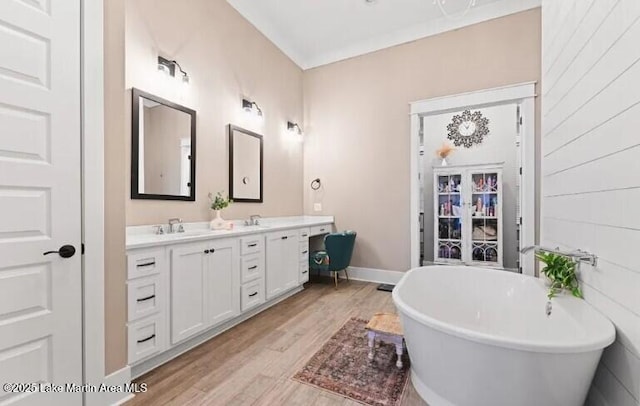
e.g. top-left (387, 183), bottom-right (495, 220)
top-left (126, 277), bottom-right (428, 406)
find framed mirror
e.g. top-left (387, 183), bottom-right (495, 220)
top-left (228, 125), bottom-right (263, 203)
top-left (131, 88), bottom-right (196, 201)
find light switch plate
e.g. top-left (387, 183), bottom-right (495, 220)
top-left (313, 203), bottom-right (322, 212)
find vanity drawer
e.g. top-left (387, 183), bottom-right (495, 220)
top-left (128, 313), bottom-right (165, 364)
top-left (298, 228), bottom-right (310, 241)
top-left (240, 236), bottom-right (263, 256)
top-left (127, 275), bottom-right (162, 322)
top-left (241, 254), bottom-right (264, 284)
top-left (241, 279), bottom-right (265, 312)
top-left (127, 248), bottom-right (166, 280)
top-left (299, 262), bottom-right (309, 284)
top-left (299, 243), bottom-right (309, 262)
top-left (309, 224), bottom-right (331, 236)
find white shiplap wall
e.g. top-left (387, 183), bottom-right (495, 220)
top-left (542, 1), bottom-right (640, 405)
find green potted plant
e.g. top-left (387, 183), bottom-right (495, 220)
top-left (208, 191), bottom-right (232, 230)
top-left (535, 251), bottom-right (583, 299)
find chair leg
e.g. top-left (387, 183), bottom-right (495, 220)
top-left (344, 268), bottom-right (350, 282)
top-left (334, 271), bottom-right (338, 288)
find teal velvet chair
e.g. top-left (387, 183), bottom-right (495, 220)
top-left (309, 231), bottom-right (357, 288)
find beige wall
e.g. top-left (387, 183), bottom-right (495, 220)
top-left (104, 0), bottom-right (304, 373)
top-left (303, 8), bottom-right (541, 272)
top-left (125, 0), bottom-right (304, 226)
top-left (104, 0), bottom-right (127, 374)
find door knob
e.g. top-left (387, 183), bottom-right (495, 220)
top-left (43, 245), bottom-right (76, 258)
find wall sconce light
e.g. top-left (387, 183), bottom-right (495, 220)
top-left (157, 56), bottom-right (190, 83)
top-left (287, 121), bottom-right (303, 135)
top-left (242, 98), bottom-right (263, 117)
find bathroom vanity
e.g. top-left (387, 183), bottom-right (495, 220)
top-left (125, 216), bottom-right (333, 377)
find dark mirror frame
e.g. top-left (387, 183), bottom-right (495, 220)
top-left (131, 88), bottom-right (197, 201)
top-left (228, 124), bottom-right (263, 203)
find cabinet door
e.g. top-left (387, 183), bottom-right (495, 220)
top-left (467, 169), bottom-right (503, 267)
top-left (282, 230), bottom-right (300, 290)
top-left (265, 233), bottom-right (284, 300)
top-left (205, 239), bottom-right (240, 327)
top-left (434, 170), bottom-right (464, 263)
top-left (170, 242), bottom-right (208, 344)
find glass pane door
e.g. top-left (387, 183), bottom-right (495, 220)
top-left (436, 174), bottom-right (463, 261)
top-left (470, 172), bottom-right (499, 264)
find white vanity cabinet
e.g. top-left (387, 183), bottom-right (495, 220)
top-left (170, 238), bottom-right (240, 345)
top-left (126, 248), bottom-right (168, 365)
top-left (125, 216), bottom-right (334, 377)
top-left (298, 228), bottom-right (310, 284)
top-left (265, 229), bottom-right (300, 300)
top-left (239, 235), bottom-right (265, 312)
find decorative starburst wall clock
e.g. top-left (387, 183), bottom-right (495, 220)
top-left (446, 109), bottom-right (490, 148)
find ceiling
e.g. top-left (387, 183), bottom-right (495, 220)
top-left (226, 0), bottom-right (540, 69)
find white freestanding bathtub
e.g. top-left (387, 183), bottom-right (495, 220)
top-left (392, 266), bottom-right (615, 406)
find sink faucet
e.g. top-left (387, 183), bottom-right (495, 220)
top-left (168, 218), bottom-right (184, 233)
top-left (245, 215), bottom-right (261, 226)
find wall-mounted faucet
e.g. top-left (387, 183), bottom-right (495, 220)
top-left (245, 215), bottom-right (261, 226)
top-left (520, 245), bottom-right (598, 267)
top-left (168, 218), bottom-right (184, 234)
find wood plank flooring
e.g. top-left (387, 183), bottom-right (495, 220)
top-left (126, 277), bottom-right (427, 406)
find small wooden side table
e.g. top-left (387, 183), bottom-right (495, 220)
top-left (365, 312), bottom-right (405, 369)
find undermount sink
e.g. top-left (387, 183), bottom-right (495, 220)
top-left (239, 224), bottom-right (271, 230)
top-left (177, 229), bottom-right (211, 236)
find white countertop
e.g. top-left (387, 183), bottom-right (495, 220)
top-left (126, 215), bottom-right (334, 250)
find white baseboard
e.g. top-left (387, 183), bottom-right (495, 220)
top-left (100, 366), bottom-right (133, 406)
top-left (346, 267), bottom-right (404, 285)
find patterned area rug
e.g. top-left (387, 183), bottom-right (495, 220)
top-left (293, 318), bottom-right (410, 406)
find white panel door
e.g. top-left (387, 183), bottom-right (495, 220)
top-left (170, 243), bottom-right (207, 344)
top-left (205, 239), bottom-right (239, 327)
top-left (0, 1), bottom-right (82, 405)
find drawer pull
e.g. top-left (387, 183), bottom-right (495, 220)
top-left (136, 261), bottom-right (155, 268)
top-left (248, 292), bottom-right (258, 297)
top-left (248, 265), bottom-right (258, 270)
top-left (136, 294), bottom-right (156, 303)
top-left (302, 270), bottom-right (308, 274)
top-left (320, 228), bottom-right (326, 232)
top-left (281, 236), bottom-right (288, 240)
top-left (204, 250), bottom-right (209, 254)
top-left (210, 248), bottom-right (215, 253)
top-left (302, 250), bottom-right (308, 254)
top-left (247, 243), bottom-right (258, 247)
top-left (301, 234), bottom-right (308, 238)
top-left (137, 334), bottom-right (156, 344)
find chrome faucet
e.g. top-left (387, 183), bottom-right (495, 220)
top-left (245, 215), bottom-right (261, 226)
top-left (520, 245), bottom-right (597, 266)
top-left (168, 218), bottom-right (184, 233)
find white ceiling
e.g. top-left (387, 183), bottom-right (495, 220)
top-left (226, 0), bottom-right (540, 69)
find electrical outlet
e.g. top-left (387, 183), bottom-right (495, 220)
top-left (313, 203), bottom-right (322, 212)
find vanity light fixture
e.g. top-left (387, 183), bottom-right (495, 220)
top-left (287, 121), bottom-right (303, 135)
top-left (242, 98), bottom-right (263, 117)
top-left (157, 56), bottom-right (190, 84)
